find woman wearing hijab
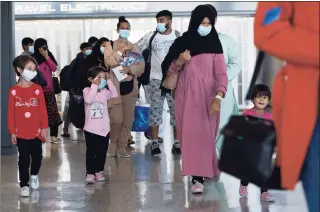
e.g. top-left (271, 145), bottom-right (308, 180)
top-left (104, 16), bottom-right (145, 158)
top-left (31, 38), bottom-right (62, 144)
top-left (85, 37), bottom-right (110, 72)
top-left (161, 5), bottom-right (228, 194)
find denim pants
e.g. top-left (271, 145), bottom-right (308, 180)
top-left (301, 116), bottom-right (319, 212)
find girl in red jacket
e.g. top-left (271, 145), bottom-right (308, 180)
top-left (8, 55), bottom-right (48, 197)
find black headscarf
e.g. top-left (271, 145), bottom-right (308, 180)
top-left (31, 38), bottom-right (58, 66)
top-left (161, 5), bottom-right (223, 92)
top-left (85, 37), bottom-right (109, 71)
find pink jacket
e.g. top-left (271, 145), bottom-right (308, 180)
top-left (83, 80), bottom-right (118, 137)
top-left (38, 57), bottom-right (57, 92)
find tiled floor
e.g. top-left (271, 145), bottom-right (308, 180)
top-left (1, 124), bottom-right (308, 212)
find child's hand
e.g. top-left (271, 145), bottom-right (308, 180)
top-left (105, 72), bottom-right (110, 79)
top-left (11, 134), bottom-right (17, 144)
top-left (40, 129), bottom-right (48, 139)
top-left (93, 77), bottom-right (101, 86)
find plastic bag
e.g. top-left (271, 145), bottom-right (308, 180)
top-left (132, 99), bottom-right (150, 132)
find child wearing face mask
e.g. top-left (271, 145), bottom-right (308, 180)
top-left (8, 55), bottom-right (48, 197)
top-left (83, 66), bottom-right (118, 184)
top-left (239, 84), bottom-right (274, 202)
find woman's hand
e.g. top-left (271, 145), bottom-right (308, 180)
top-left (11, 134), bottom-right (17, 144)
top-left (40, 129), bottom-right (48, 139)
top-left (39, 48), bottom-right (49, 59)
top-left (105, 42), bottom-right (113, 52)
top-left (210, 97), bottom-right (222, 115)
top-left (121, 66), bottom-right (131, 74)
top-left (176, 49), bottom-right (191, 67)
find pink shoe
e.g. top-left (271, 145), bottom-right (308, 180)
top-left (191, 182), bottom-right (204, 194)
top-left (85, 174), bottom-right (95, 184)
top-left (95, 172), bottom-right (105, 182)
top-left (260, 192), bottom-right (274, 202)
top-left (239, 185), bottom-right (248, 197)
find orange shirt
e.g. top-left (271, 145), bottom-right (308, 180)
top-left (8, 83), bottom-right (48, 141)
top-left (254, 2), bottom-right (319, 189)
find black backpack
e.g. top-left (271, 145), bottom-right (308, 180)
top-left (139, 30), bottom-right (180, 87)
top-left (60, 59), bottom-right (75, 91)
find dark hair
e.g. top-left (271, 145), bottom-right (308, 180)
top-left (117, 16), bottom-right (130, 30)
top-left (88, 36), bottom-right (98, 45)
top-left (156, 10), bottom-right (173, 20)
top-left (13, 55), bottom-right (38, 76)
top-left (92, 37), bottom-right (109, 57)
top-left (32, 38), bottom-right (58, 66)
top-left (205, 4), bottom-right (218, 18)
top-left (22, 37), bottom-right (34, 49)
top-left (80, 42), bottom-right (92, 50)
top-left (87, 66), bottom-right (108, 80)
top-left (251, 84), bottom-right (272, 100)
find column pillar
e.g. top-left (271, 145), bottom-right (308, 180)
top-left (1, 2), bottom-right (17, 155)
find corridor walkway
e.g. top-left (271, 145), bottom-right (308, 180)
top-left (1, 127), bottom-right (308, 212)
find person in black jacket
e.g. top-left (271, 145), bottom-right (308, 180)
top-left (69, 42), bottom-right (93, 91)
top-left (62, 42), bottom-right (92, 136)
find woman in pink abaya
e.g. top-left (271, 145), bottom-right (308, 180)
top-left (161, 5), bottom-right (228, 194)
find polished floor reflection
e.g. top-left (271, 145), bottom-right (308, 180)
top-left (1, 120), bottom-right (308, 212)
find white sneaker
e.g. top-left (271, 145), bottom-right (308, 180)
top-left (31, 175), bottom-right (40, 190)
top-left (51, 137), bottom-right (61, 144)
top-left (191, 181), bottom-right (204, 194)
top-left (20, 186), bottom-right (30, 197)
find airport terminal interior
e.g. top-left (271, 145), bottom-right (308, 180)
top-left (0, 1), bottom-right (311, 212)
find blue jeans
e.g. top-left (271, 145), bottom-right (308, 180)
top-left (300, 116), bottom-right (319, 212)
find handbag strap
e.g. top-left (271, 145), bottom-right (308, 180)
top-left (246, 51), bottom-right (265, 100)
top-left (147, 31), bottom-right (158, 63)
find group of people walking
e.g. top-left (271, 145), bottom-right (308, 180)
top-left (8, 2), bottom-right (319, 212)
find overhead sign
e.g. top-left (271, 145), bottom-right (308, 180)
top-left (14, 2), bottom-right (257, 16)
top-left (14, 2), bottom-right (149, 14)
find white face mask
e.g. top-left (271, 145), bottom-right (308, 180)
top-left (21, 69), bottom-right (37, 81)
top-left (84, 49), bottom-right (92, 56)
top-left (100, 47), bottom-right (105, 54)
top-left (28, 46), bottom-right (34, 53)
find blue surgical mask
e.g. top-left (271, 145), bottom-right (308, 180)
top-left (84, 49), bottom-right (92, 56)
top-left (100, 47), bottom-right (105, 54)
top-left (28, 46), bottom-right (34, 53)
top-left (156, 23), bottom-right (167, 33)
top-left (98, 79), bottom-right (107, 90)
top-left (119, 30), bottom-right (130, 39)
top-left (197, 26), bottom-right (212, 36)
